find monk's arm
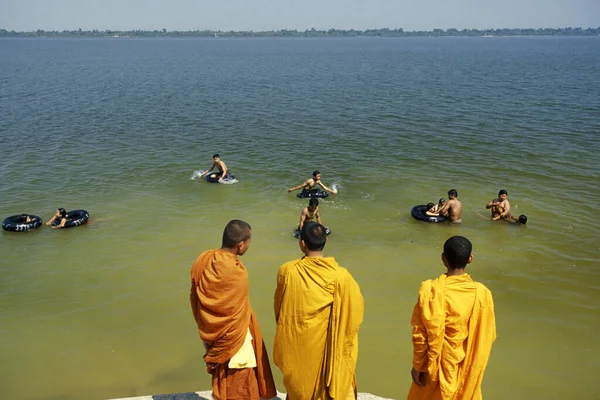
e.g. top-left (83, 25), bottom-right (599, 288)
top-left (190, 282), bottom-right (203, 329)
top-left (274, 269), bottom-right (286, 322)
top-left (410, 301), bottom-right (429, 372)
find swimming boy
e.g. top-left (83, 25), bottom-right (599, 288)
top-left (288, 171), bottom-right (336, 195)
top-left (433, 198), bottom-right (446, 213)
top-left (486, 189), bottom-right (511, 221)
top-left (508, 214), bottom-right (528, 225)
top-left (200, 154), bottom-right (229, 183)
top-left (46, 208), bottom-right (68, 229)
top-left (425, 203), bottom-right (439, 217)
top-left (438, 189), bottom-right (463, 223)
top-left (299, 198), bottom-right (322, 231)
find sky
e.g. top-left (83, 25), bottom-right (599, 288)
top-left (1, 0), bottom-right (598, 32)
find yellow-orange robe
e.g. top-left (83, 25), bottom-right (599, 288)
top-left (190, 249), bottom-right (277, 400)
top-left (273, 256), bottom-right (364, 400)
top-left (408, 273), bottom-right (496, 400)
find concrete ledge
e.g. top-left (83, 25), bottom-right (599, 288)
top-left (109, 390), bottom-right (395, 400)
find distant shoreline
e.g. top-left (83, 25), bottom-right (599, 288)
top-left (1, 27), bottom-right (599, 38)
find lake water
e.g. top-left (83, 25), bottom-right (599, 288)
top-left (0, 36), bottom-right (599, 400)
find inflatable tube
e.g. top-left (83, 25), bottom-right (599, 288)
top-left (411, 205), bottom-right (448, 223)
top-left (52, 209), bottom-right (89, 228)
top-left (205, 172), bottom-right (235, 183)
top-left (2, 214), bottom-right (43, 232)
top-left (297, 189), bottom-right (329, 199)
top-left (293, 226), bottom-right (331, 239)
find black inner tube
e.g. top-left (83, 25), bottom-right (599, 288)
top-left (52, 210), bottom-right (90, 228)
top-left (2, 214), bottom-right (43, 232)
top-left (411, 205), bottom-right (448, 223)
top-left (297, 189), bottom-right (329, 199)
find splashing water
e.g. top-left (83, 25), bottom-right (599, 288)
top-left (190, 170), bottom-right (206, 180)
top-left (221, 177), bottom-right (239, 184)
top-left (331, 182), bottom-right (340, 194)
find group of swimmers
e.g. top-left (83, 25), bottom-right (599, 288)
top-left (198, 154), bottom-right (527, 226)
top-left (425, 189), bottom-right (527, 224)
top-left (14, 208), bottom-right (82, 229)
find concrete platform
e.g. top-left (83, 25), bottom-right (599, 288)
top-left (109, 390), bottom-right (395, 400)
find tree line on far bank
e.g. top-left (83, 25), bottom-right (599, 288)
top-left (1, 27), bottom-right (599, 38)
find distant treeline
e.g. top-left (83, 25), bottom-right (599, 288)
top-left (1, 27), bottom-right (599, 38)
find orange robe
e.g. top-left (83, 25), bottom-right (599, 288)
top-left (274, 256), bottom-right (364, 400)
top-left (408, 273), bottom-right (496, 400)
top-left (190, 249), bottom-right (277, 400)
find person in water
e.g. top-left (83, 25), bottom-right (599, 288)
top-left (46, 208), bottom-right (68, 229)
top-left (287, 171), bottom-right (336, 195)
top-left (438, 189), bottom-right (463, 223)
top-left (200, 154), bottom-right (229, 183)
top-left (299, 198), bottom-right (323, 231)
top-left (508, 214), bottom-right (528, 225)
top-left (19, 214), bottom-right (36, 223)
top-left (486, 189), bottom-right (512, 221)
top-left (433, 198), bottom-right (446, 213)
top-left (425, 203), bottom-right (439, 217)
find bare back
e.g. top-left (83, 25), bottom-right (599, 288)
top-left (447, 199), bottom-right (463, 223)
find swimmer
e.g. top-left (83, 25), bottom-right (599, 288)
top-left (438, 189), bottom-right (463, 223)
top-left (199, 154), bottom-right (229, 183)
top-left (299, 198), bottom-right (323, 231)
top-left (433, 198), bottom-right (446, 213)
top-left (288, 171), bottom-right (336, 195)
top-left (288, 171), bottom-right (337, 195)
top-left (425, 203), bottom-right (439, 217)
top-left (508, 214), bottom-right (528, 225)
top-left (486, 190), bottom-right (511, 221)
top-left (46, 208), bottom-right (68, 229)
top-left (19, 214), bottom-right (36, 223)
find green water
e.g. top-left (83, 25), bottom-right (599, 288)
top-left (0, 37), bottom-right (599, 400)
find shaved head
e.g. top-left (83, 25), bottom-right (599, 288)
top-left (222, 220), bottom-right (252, 248)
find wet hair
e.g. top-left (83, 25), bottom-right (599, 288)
top-left (312, 170), bottom-right (320, 177)
top-left (308, 198), bottom-right (319, 207)
top-left (222, 219), bottom-right (251, 248)
top-left (498, 189), bottom-right (508, 196)
top-left (438, 198), bottom-right (446, 204)
top-left (300, 221), bottom-right (327, 251)
top-left (448, 189), bottom-right (458, 198)
top-left (57, 208), bottom-right (67, 218)
top-left (426, 202), bottom-right (435, 210)
top-left (20, 214), bottom-right (29, 222)
top-left (443, 235), bottom-right (472, 269)
top-left (212, 154), bottom-right (220, 158)
top-left (518, 214), bottom-right (528, 224)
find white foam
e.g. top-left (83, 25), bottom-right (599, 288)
top-left (190, 170), bottom-right (206, 180)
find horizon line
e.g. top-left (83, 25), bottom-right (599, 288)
top-left (2, 26), bottom-right (600, 33)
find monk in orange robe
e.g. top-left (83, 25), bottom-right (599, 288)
top-left (274, 222), bottom-right (364, 400)
top-left (408, 235), bottom-right (496, 400)
top-left (190, 220), bottom-right (277, 400)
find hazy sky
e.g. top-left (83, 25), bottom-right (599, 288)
top-left (1, 0), bottom-right (598, 32)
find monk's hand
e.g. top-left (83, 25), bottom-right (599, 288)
top-left (411, 367), bottom-right (425, 387)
